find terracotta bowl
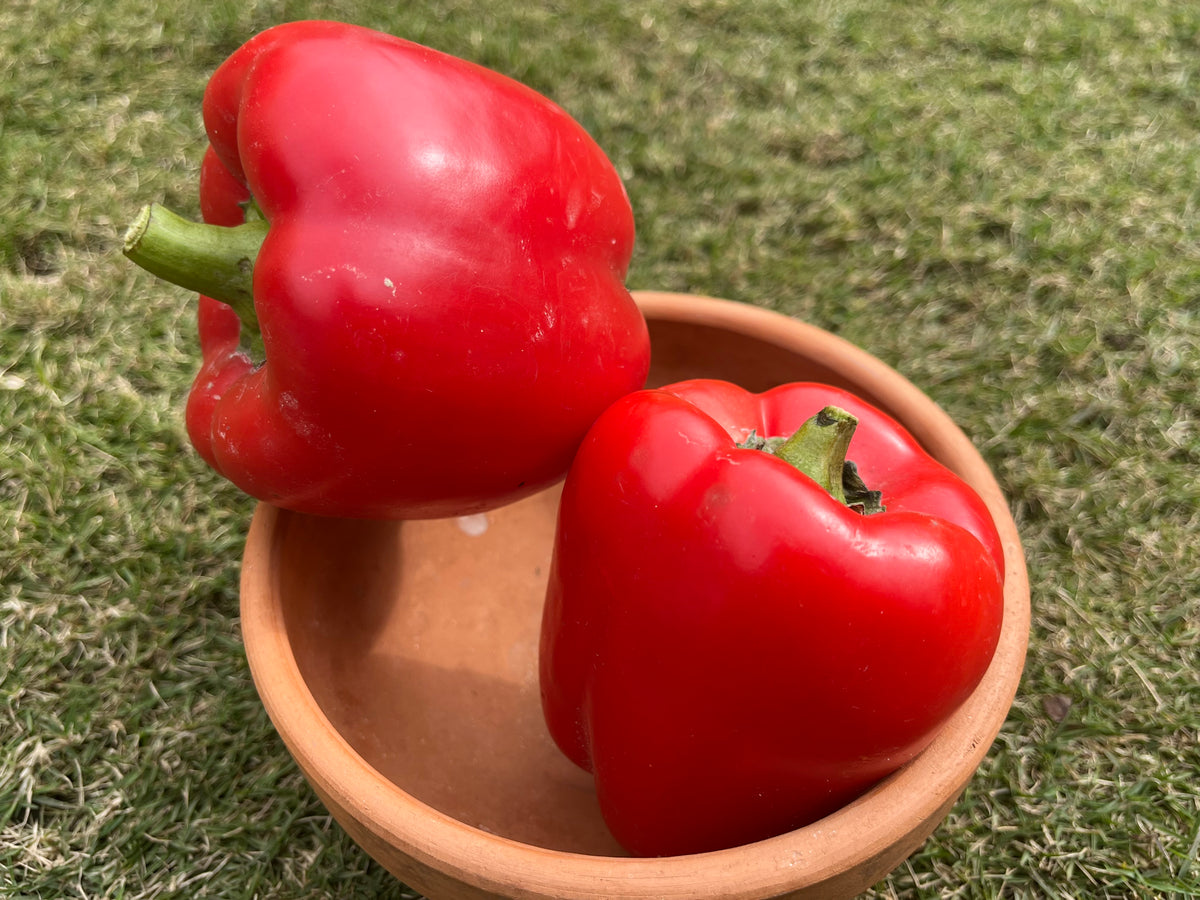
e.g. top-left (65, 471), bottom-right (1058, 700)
top-left (240, 292), bottom-right (1029, 900)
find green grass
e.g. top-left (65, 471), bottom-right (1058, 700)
top-left (3, 0), bottom-right (1199, 896)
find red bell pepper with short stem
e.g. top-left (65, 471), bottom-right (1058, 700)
top-left (539, 378), bottom-right (1005, 857)
top-left (123, 21), bottom-right (648, 518)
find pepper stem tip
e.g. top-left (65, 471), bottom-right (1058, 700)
top-left (123, 204), bottom-right (154, 255)
top-left (121, 202), bottom-right (268, 343)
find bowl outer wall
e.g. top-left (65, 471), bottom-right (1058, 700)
top-left (239, 292), bottom-right (1031, 899)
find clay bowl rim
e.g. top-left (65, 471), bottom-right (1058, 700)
top-left (240, 291), bottom-right (1030, 898)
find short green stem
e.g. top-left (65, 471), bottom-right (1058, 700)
top-left (740, 406), bottom-right (886, 514)
top-left (774, 406), bottom-right (857, 505)
top-left (122, 203), bottom-right (268, 340)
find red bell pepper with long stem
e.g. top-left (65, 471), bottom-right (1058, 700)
top-left (124, 21), bottom-right (649, 518)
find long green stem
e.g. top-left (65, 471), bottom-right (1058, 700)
top-left (122, 203), bottom-right (268, 340)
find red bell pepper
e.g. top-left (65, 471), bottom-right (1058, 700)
top-left (539, 379), bottom-right (1005, 856)
top-left (123, 21), bottom-right (648, 518)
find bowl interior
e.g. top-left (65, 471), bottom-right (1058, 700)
top-left (274, 309), bottom-right (871, 855)
top-left (250, 293), bottom-right (1029, 895)
top-left (277, 485), bottom-right (622, 853)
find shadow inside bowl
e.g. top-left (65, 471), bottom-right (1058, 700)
top-left (275, 485), bottom-right (628, 855)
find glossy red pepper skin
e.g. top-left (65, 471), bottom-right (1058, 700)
top-left (187, 21), bottom-right (648, 518)
top-left (539, 379), bottom-right (1005, 857)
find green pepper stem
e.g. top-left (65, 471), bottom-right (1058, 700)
top-left (773, 406), bottom-right (858, 505)
top-left (122, 203), bottom-right (268, 339)
top-left (738, 406), bottom-right (886, 513)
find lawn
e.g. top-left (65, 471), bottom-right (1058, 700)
top-left (3, 0), bottom-right (1199, 896)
